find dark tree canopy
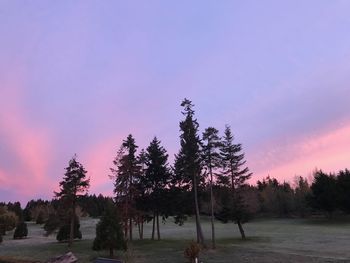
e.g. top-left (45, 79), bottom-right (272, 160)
top-left (310, 170), bottom-right (338, 218)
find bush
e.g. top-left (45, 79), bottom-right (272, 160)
top-left (184, 241), bottom-right (201, 263)
top-left (56, 223), bottom-right (82, 242)
top-left (0, 211), bottom-right (18, 231)
top-left (44, 213), bottom-right (60, 236)
top-left (13, 222), bottom-right (28, 239)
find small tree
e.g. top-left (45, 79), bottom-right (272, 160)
top-left (55, 155), bottom-right (90, 247)
top-left (56, 216), bottom-right (82, 242)
top-left (93, 204), bottom-right (126, 257)
top-left (13, 222), bottom-right (28, 239)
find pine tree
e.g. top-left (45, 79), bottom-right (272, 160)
top-left (111, 134), bottom-right (141, 241)
top-left (219, 125), bottom-right (252, 239)
top-left (202, 127), bottom-right (221, 248)
top-left (174, 99), bottom-right (205, 245)
top-left (55, 155), bottom-right (90, 247)
top-left (93, 203), bottom-right (126, 257)
top-left (144, 137), bottom-right (171, 240)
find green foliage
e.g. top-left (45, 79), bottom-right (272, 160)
top-left (92, 204), bottom-right (126, 257)
top-left (13, 222), bottom-right (28, 239)
top-left (44, 213), bottom-right (61, 236)
top-left (56, 221), bottom-right (82, 242)
top-left (184, 241), bottom-right (201, 263)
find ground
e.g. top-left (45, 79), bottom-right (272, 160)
top-left (0, 217), bottom-right (349, 262)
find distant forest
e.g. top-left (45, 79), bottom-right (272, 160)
top-left (1, 99), bottom-right (349, 250)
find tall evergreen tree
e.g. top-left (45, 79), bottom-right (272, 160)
top-left (310, 170), bottom-right (337, 218)
top-left (174, 98), bottom-right (205, 245)
top-left (144, 137), bottom-right (171, 240)
top-left (202, 127), bottom-right (221, 249)
top-left (55, 155), bottom-right (90, 247)
top-left (111, 134), bottom-right (140, 241)
top-left (219, 125), bottom-right (252, 239)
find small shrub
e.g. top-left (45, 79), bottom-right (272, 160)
top-left (13, 222), bottom-right (28, 239)
top-left (44, 214), bottom-right (60, 236)
top-left (56, 223), bottom-right (82, 242)
top-left (184, 241), bottom-right (201, 263)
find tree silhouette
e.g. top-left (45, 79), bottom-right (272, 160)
top-left (93, 203), bottom-right (126, 257)
top-left (111, 134), bottom-right (141, 241)
top-left (202, 127), bottom-right (221, 248)
top-left (55, 155), bottom-right (90, 247)
top-left (175, 99), bottom-right (205, 245)
top-left (310, 170), bottom-right (337, 218)
top-left (144, 137), bottom-right (171, 240)
top-left (219, 125), bottom-right (252, 239)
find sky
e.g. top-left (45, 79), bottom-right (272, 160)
top-left (1, 1), bottom-right (350, 204)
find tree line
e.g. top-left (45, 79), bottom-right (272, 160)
top-left (1, 98), bottom-right (350, 257)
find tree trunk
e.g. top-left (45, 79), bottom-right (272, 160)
top-left (156, 211), bottom-right (160, 240)
top-left (129, 217), bottom-right (133, 241)
top-left (151, 211), bottom-right (155, 240)
top-left (193, 172), bottom-right (205, 246)
top-left (109, 247), bottom-right (114, 257)
top-left (209, 168), bottom-right (216, 249)
top-left (137, 217), bottom-right (141, 240)
top-left (237, 220), bottom-right (246, 239)
top-left (68, 201), bottom-right (75, 248)
top-left (141, 219), bottom-right (144, 240)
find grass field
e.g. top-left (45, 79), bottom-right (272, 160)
top-left (1, 217), bottom-right (350, 262)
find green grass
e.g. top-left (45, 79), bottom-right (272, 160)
top-left (1, 217), bottom-right (350, 262)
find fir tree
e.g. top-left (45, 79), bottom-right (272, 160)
top-left (174, 99), bottom-right (205, 245)
top-left (111, 134), bottom-right (141, 241)
top-left (144, 137), bottom-right (171, 240)
top-left (55, 155), bottom-right (90, 247)
top-left (219, 125), bottom-right (252, 239)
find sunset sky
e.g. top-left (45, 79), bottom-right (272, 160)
top-left (1, 1), bottom-right (350, 204)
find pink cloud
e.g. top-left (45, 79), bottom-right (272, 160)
top-left (82, 136), bottom-right (124, 197)
top-left (0, 65), bottom-right (54, 200)
top-left (250, 123), bottom-right (350, 184)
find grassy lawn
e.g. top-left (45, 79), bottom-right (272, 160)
top-left (1, 217), bottom-right (350, 262)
